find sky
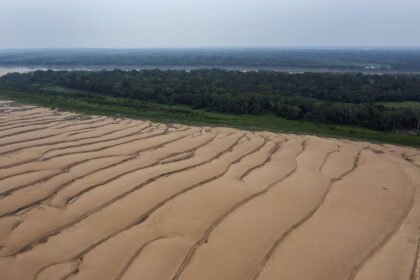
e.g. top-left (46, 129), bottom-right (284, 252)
top-left (0, 0), bottom-right (419, 49)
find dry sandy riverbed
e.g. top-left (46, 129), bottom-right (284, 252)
top-left (0, 100), bottom-right (419, 280)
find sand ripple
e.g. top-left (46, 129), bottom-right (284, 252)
top-left (0, 102), bottom-right (419, 280)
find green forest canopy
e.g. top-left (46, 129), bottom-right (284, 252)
top-left (1, 69), bottom-right (420, 133)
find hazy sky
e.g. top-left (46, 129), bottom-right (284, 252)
top-left (1, 0), bottom-right (419, 48)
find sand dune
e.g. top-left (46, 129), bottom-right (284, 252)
top-left (0, 101), bottom-right (419, 280)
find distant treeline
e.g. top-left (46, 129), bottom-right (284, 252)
top-left (1, 49), bottom-right (420, 71)
top-left (1, 69), bottom-right (420, 132)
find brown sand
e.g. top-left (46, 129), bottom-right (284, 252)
top-left (0, 102), bottom-right (419, 280)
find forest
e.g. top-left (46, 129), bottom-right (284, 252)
top-left (1, 69), bottom-right (420, 134)
top-left (1, 48), bottom-right (420, 72)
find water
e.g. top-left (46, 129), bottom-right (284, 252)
top-left (1, 65), bottom-right (419, 76)
top-left (0, 67), bottom-right (42, 76)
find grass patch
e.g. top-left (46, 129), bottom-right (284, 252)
top-left (379, 101), bottom-right (420, 109)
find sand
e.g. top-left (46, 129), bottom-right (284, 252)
top-left (0, 101), bottom-right (419, 280)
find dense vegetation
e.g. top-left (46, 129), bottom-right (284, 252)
top-left (1, 86), bottom-right (419, 147)
top-left (1, 69), bottom-right (420, 135)
top-left (1, 48), bottom-right (420, 72)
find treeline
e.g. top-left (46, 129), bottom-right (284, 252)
top-left (1, 49), bottom-right (420, 71)
top-left (1, 69), bottom-right (420, 132)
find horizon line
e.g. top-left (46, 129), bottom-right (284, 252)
top-left (1, 46), bottom-right (420, 51)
